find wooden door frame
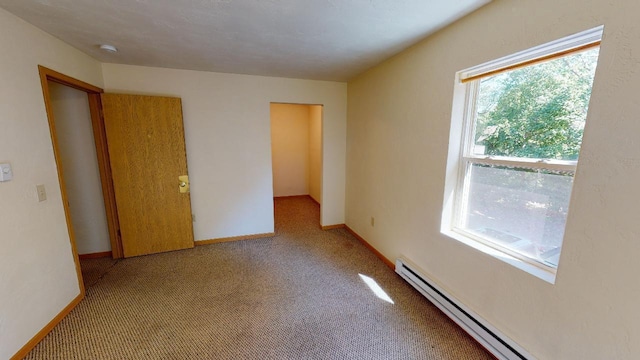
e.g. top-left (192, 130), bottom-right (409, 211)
top-left (38, 66), bottom-right (124, 286)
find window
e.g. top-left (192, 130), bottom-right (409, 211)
top-left (442, 27), bottom-right (603, 282)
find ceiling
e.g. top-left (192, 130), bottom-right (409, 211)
top-left (0, 0), bottom-right (490, 81)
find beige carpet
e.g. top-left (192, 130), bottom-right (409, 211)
top-left (26, 196), bottom-right (492, 359)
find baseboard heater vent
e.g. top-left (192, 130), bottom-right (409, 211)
top-left (395, 258), bottom-right (533, 360)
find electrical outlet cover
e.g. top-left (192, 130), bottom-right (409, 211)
top-left (0, 163), bottom-right (12, 182)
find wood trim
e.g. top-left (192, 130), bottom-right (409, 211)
top-left (78, 251), bottom-right (113, 260)
top-left (270, 102), bottom-right (324, 107)
top-left (87, 94), bottom-right (123, 259)
top-left (309, 196), bottom-right (321, 206)
top-left (461, 41), bottom-right (600, 83)
top-left (10, 293), bottom-right (83, 360)
top-left (273, 195), bottom-right (311, 199)
top-left (39, 66), bottom-right (122, 261)
top-left (195, 232), bottom-right (276, 246)
top-left (321, 224), bottom-right (345, 230)
top-left (275, 195), bottom-right (321, 207)
top-left (345, 226), bottom-right (394, 270)
top-left (38, 65), bottom-right (103, 93)
top-left (38, 67), bottom-right (86, 297)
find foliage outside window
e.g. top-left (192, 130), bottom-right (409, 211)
top-left (448, 29), bottom-right (601, 274)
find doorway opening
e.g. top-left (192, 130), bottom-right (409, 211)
top-left (47, 81), bottom-right (111, 257)
top-left (39, 66), bottom-right (122, 295)
top-left (47, 80), bottom-right (118, 287)
top-left (270, 103), bottom-right (323, 227)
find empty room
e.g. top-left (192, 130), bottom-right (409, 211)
top-left (2, 0), bottom-right (640, 359)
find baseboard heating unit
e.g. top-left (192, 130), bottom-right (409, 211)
top-left (395, 258), bottom-right (533, 360)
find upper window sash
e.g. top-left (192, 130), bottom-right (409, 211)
top-left (458, 26), bottom-right (604, 83)
top-left (460, 82), bottom-right (578, 174)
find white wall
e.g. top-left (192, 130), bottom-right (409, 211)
top-left (48, 82), bottom-right (111, 255)
top-left (102, 64), bottom-right (347, 235)
top-left (271, 103), bottom-right (310, 197)
top-left (346, 1), bottom-right (640, 359)
top-left (309, 105), bottom-right (322, 204)
top-left (0, 8), bottom-right (104, 360)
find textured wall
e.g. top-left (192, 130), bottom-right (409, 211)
top-left (102, 64), bottom-right (347, 234)
top-left (0, 8), bottom-right (104, 360)
top-left (346, 0), bottom-right (640, 358)
top-left (308, 105), bottom-right (323, 204)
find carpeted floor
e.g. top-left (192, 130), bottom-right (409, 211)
top-left (26, 196), bottom-right (492, 359)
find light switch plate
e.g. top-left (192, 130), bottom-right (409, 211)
top-left (0, 163), bottom-right (12, 182)
top-left (36, 184), bottom-right (47, 202)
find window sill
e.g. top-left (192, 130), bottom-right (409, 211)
top-left (441, 229), bottom-right (557, 284)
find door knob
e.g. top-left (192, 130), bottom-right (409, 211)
top-left (178, 175), bottom-right (189, 193)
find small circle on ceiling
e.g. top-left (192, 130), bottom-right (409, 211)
top-left (99, 44), bottom-right (118, 53)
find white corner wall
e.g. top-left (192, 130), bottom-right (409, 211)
top-left (271, 103), bottom-right (311, 197)
top-left (49, 82), bottom-right (111, 255)
top-left (0, 8), bottom-right (104, 360)
top-left (102, 64), bottom-right (347, 236)
top-left (309, 105), bottom-right (323, 204)
top-left (346, 1), bottom-right (640, 359)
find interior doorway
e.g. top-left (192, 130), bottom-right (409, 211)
top-left (47, 81), bottom-right (112, 258)
top-left (39, 66), bottom-right (122, 296)
top-left (270, 103), bottom-right (323, 225)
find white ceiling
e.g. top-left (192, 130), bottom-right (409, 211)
top-left (0, 0), bottom-right (490, 81)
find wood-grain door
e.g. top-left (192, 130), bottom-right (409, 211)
top-left (101, 94), bottom-right (194, 257)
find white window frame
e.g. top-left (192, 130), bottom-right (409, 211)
top-left (441, 26), bottom-right (603, 284)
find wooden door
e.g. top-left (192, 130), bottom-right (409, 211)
top-left (101, 94), bottom-right (194, 257)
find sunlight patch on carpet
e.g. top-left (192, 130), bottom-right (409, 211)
top-left (359, 274), bottom-right (394, 304)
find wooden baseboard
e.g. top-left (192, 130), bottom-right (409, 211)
top-left (78, 251), bottom-right (112, 260)
top-left (345, 226), bottom-right (395, 270)
top-left (195, 232), bottom-right (276, 246)
top-left (309, 196), bottom-right (321, 206)
top-left (273, 195), bottom-right (310, 199)
top-left (321, 224), bottom-right (345, 230)
top-left (11, 292), bottom-right (83, 360)
top-left (274, 194), bottom-right (321, 207)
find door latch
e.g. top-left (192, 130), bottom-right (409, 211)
top-left (179, 175), bottom-right (189, 193)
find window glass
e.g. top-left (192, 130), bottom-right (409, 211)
top-left (461, 164), bottom-right (574, 267)
top-left (472, 48), bottom-right (599, 161)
